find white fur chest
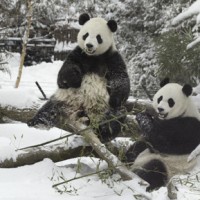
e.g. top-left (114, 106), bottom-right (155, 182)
top-left (52, 73), bottom-right (109, 115)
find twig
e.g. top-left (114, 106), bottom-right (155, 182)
top-left (52, 168), bottom-right (106, 188)
top-left (141, 84), bottom-right (153, 101)
top-left (17, 133), bottom-right (74, 151)
top-left (35, 81), bottom-right (48, 100)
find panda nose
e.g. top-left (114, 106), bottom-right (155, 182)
top-left (158, 107), bottom-right (164, 113)
top-left (86, 43), bottom-right (93, 49)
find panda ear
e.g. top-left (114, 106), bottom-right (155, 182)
top-left (182, 84), bottom-right (192, 97)
top-left (107, 20), bottom-right (117, 32)
top-left (160, 77), bottom-right (170, 87)
top-left (79, 13), bottom-right (90, 25)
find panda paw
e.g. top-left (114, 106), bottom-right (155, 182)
top-left (96, 108), bottom-right (126, 143)
top-left (136, 112), bottom-right (154, 135)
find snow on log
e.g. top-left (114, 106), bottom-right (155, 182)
top-left (0, 138), bottom-right (94, 168)
top-left (0, 145), bottom-right (93, 168)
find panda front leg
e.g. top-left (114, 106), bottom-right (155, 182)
top-left (96, 108), bottom-right (127, 143)
top-left (133, 159), bottom-right (168, 191)
top-left (124, 140), bottom-right (152, 164)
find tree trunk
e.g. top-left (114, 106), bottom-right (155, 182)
top-left (15, 0), bottom-right (33, 88)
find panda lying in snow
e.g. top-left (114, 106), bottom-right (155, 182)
top-left (28, 13), bottom-right (130, 142)
top-left (125, 78), bottom-right (200, 191)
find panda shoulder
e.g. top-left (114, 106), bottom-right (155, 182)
top-left (107, 50), bottom-right (125, 64)
top-left (70, 46), bottom-right (83, 56)
top-left (64, 46), bottom-right (86, 62)
top-left (157, 116), bottom-right (200, 136)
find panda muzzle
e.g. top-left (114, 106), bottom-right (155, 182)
top-left (85, 43), bottom-right (95, 54)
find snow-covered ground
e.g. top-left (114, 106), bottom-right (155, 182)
top-left (0, 54), bottom-right (200, 200)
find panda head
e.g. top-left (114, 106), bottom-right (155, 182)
top-left (77, 13), bottom-right (117, 56)
top-left (153, 78), bottom-right (193, 120)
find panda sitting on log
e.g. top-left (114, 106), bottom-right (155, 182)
top-left (125, 78), bottom-right (200, 191)
top-left (28, 13), bottom-right (130, 142)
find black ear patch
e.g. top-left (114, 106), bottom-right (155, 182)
top-left (182, 84), bottom-right (192, 97)
top-left (107, 20), bottom-right (117, 32)
top-left (160, 77), bottom-right (170, 87)
top-left (79, 13), bottom-right (90, 25)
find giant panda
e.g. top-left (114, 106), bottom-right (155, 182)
top-left (28, 13), bottom-right (130, 142)
top-left (125, 78), bottom-right (200, 191)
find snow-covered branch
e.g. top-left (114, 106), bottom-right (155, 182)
top-left (171, 0), bottom-right (200, 26)
top-left (172, 0), bottom-right (200, 49)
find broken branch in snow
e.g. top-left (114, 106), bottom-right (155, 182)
top-left (77, 126), bottom-right (137, 181)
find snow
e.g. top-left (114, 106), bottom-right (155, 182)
top-left (0, 88), bottom-right (38, 108)
top-left (0, 53), bottom-right (63, 99)
top-left (0, 54), bottom-right (200, 200)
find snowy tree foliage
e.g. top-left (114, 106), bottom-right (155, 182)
top-left (172, 0), bottom-right (200, 49)
top-left (155, 0), bottom-right (200, 87)
top-left (0, 0), bottom-right (62, 38)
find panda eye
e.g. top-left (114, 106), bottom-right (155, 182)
top-left (168, 98), bottom-right (175, 108)
top-left (82, 32), bottom-right (89, 41)
top-left (96, 34), bottom-right (103, 44)
top-left (157, 96), bottom-right (163, 104)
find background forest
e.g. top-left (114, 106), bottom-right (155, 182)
top-left (1, 0), bottom-right (200, 98)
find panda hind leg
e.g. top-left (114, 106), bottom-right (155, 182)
top-left (27, 99), bottom-right (62, 129)
top-left (133, 159), bottom-right (168, 192)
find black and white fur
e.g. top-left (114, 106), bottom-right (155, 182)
top-left (28, 13), bottom-right (130, 142)
top-left (125, 78), bottom-right (200, 191)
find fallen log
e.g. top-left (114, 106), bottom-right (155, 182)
top-left (0, 142), bottom-right (94, 168)
top-left (0, 99), bottom-right (153, 124)
top-left (0, 106), bottom-right (37, 123)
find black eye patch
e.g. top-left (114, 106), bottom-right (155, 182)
top-left (96, 34), bottom-right (103, 44)
top-left (168, 98), bottom-right (175, 108)
top-left (82, 32), bottom-right (89, 40)
top-left (157, 96), bottom-right (163, 104)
